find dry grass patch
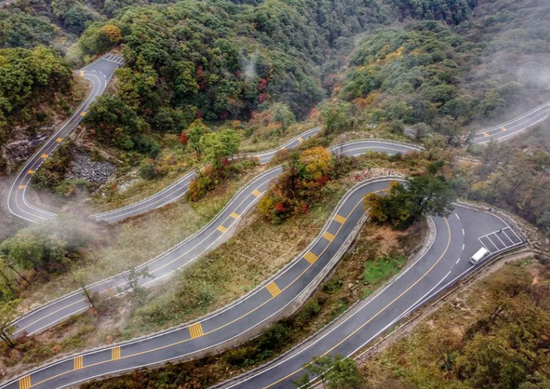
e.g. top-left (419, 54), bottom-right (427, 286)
top-left (16, 165), bottom-right (267, 311)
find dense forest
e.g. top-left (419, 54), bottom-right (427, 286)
top-left (78, 0), bottom-right (388, 155)
top-left (0, 46), bottom-right (75, 172)
top-left (337, 0), bottom-right (550, 144)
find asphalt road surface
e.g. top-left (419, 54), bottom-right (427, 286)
top-left (7, 140), bottom-right (420, 339)
top-left (5, 55), bottom-right (123, 223)
top-left (90, 127), bottom-right (322, 223)
top-left (0, 177), bottom-right (523, 389)
top-left (1, 53), bottom-right (539, 389)
top-left (223, 206), bottom-right (524, 389)
top-left (473, 101), bottom-right (550, 144)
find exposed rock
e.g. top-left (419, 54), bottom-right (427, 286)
top-left (69, 151), bottom-right (116, 183)
top-left (2, 132), bottom-right (51, 174)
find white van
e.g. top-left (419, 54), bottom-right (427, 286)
top-left (469, 247), bottom-right (489, 265)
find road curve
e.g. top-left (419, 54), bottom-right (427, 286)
top-left (223, 205), bottom-right (524, 388)
top-left (473, 101), bottom-right (550, 144)
top-left (94, 98), bottom-right (550, 223)
top-left (90, 127), bottom-right (322, 223)
top-left (7, 140), bottom-right (420, 340)
top-left (0, 175), bottom-right (524, 389)
top-left (6, 55), bottom-right (123, 223)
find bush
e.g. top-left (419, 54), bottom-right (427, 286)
top-left (139, 159), bottom-right (157, 180)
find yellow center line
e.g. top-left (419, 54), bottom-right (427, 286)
top-left (28, 186), bottom-right (388, 389)
top-left (262, 218), bottom-right (452, 388)
top-left (217, 225), bottom-right (227, 233)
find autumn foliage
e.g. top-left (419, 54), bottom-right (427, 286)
top-left (259, 147), bottom-right (334, 223)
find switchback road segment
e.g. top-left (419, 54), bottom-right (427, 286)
top-left (0, 177), bottom-right (524, 389)
top-left (7, 141), bottom-right (420, 339)
top-left (222, 205), bottom-right (524, 388)
top-left (90, 127), bottom-right (322, 223)
top-left (6, 55), bottom-right (123, 223)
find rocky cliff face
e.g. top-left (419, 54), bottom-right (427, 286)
top-left (1, 129), bottom-right (53, 175)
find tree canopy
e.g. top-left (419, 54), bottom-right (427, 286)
top-left (365, 175), bottom-right (456, 229)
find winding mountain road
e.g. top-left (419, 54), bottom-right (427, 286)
top-left (2, 54), bottom-right (544, 389)
top-left (472, 102), bottom-right (550, 143)
top-left (223, 205), bottom-right (523, 389)
top-left (0, 177), bottom-right (524, 389)
top-left (6, 55), bottom-right (123, 223)
top-left (8, 140), bottom-right (419, 338)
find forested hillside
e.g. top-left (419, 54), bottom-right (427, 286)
top-left (337, 0), bottom-right (550, 143)
top-left (79, 0), bottom-right (387, 154)
top-left (363, 260), bottom-right (550, 389)
top-left (389, 0), bottom-right (478, 24)
top-left (0, 46), bottom-right (78, 173)
top-left (0, 0), bottom-right (179, 49)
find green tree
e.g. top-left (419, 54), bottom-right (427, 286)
top-left (200, 129), bottom-right (240, 169)
top-left (295, 354), bottom-right (364, 389)
top-left (85, 95), bottom-right (151, 151)
top-left (187, 119), bottom-right (208, 159)
top-left (0, 300), bottom-right (19, 347)
top-left (271, 103), bottom-right (296, 135)
top-left (365, 175), bottom-right (456, 229)
top-left (320, 102), bottom-right (358, 136)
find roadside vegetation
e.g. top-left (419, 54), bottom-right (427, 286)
top-left (77, 204), bottom-right (427, 389)
top-left (0, 46), bottom-right (86, 174)
top-left (360, 258), bottom-right (550, 389)
top-left (455, 125), bottom-right (550, 239)
top-left (0, 149), bottom-right (430, 379)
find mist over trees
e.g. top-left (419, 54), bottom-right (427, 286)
top-left (78, 0), bottom-right (388, 154)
